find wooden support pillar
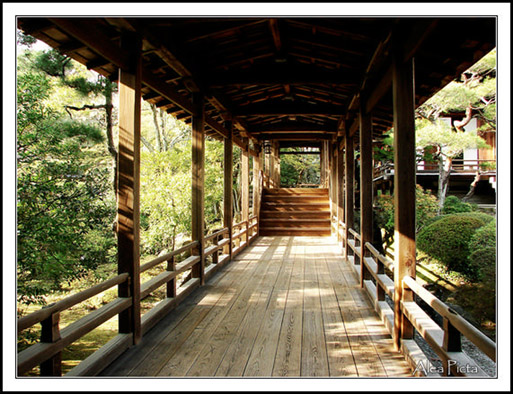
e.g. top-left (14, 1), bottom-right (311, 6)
top-left (392, 51), bottom-right (417, 350)
top-left (272, 140), bottom-right (280, 188)
top-left (344, 133), bottom-right (354, 258)
top-left (192, 92), bottom-right (205, 285)
top-left (117, 34), bottom-right (142, 345)
top-left (359, 103), bottom-right (373, 287)
top-left (223, 121), bottom-right (233, 257)
top-left (253, 144), bottom-right (261, 219)
top-left (264, 142), bottom-right (271, 188)
top-left (329, 143), bottom-right (337, 234)
top-left (242, 138), bottom-right (250, 243)
top-left (337, 142), bottom-right (345, 248)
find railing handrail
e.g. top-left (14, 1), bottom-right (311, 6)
top-left (140, 240), bottom-right (199, 273)
top-left (17, 273), bottom-right (129, 333)
top-left (403, 275), bottom-right (496, 362)
top-left (365, 242), bottom-right (394, 272)
top-left (204, 227), bottom-right (229, 243)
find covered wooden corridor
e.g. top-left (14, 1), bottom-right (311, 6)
top-left (100, 236), bottom-right (411, 377)
top-left (15, 15), bottom-right (497, 380)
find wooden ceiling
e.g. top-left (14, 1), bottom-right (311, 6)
top-left (17, 17), bottom-right (496, 148)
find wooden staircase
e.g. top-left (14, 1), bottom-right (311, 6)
top-left (259, 188), bottom-right (331, 236)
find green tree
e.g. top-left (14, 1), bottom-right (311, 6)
top-left (17, 69), bottom-right (116, 306)
top-left (415, 49), bottom-right (495, 212)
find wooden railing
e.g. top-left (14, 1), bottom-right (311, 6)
top-left (401, 276), bottom-right (495, 376)
top-left (374, 159), bottom-right (496, 179)
top-left (17, 219), bottom-right (260, 376)
top-left (344, 226), bottom-right (496, 377)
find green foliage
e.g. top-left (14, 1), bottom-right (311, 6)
top-left (468, 218), bottom-right (496, 280)
top-left (373, 130), bottom-right (394, 164)
top-left (17, 67), bottom-right (116, 305)
top-left (442, 195), bottom-right (474, 214)
top-left (280, 149), bottom-right (320, 187)
top-left (374, 185), bottom-right (439, 248)
top-left (417, 213), bottom-right (492, 278)
top-left (415, 118), bottom-right (489, 159)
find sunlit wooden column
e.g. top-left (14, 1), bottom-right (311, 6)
top-left (264, 141), bottom-right (271, 188)
top-left (272, 140), bottom-right (281, 187)
top-left (241, 138), bottom-right (250, 244)
top-left (117, 34), bottom-right (142, 345)
top-left (359, 102), bottom-right (373, 287)
top-left (191, 92), bottom-right (205, 285)
top-left (253, 144), bottom-right (261, 219)
top-left (392, 51), bottom-right (417, 350)
top-left (344, 133), bottom-right (354, 258)
top-left (223, 121), bottom-right (233, 258)
top-left (337, 141), bottom-right (345, 249)
top-left (329, 142), bottom-right (337, 234)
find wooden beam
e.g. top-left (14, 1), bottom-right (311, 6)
top-left (269, 18), bottom-right (282, 52)
top-left (207, 65), bottom-right (359, 87)
top-left (344, 133), bottom-right (354, 258)
top-left (253, 145), bottom-right (262, 219)
top-left (191, 92), bottom-right (205, 285)
top-left (223, 121), bottom-right (233, 258)
top-left (256, 133), bottom-right (334, 141)
top-left (359, 103), bottom-right (373, 288)
top-left (392, 49), bottom-right (417, 350)
top-left (117, 34), bottom-right (142, 345)
top-left (235, 102), bottom-right (343, 116)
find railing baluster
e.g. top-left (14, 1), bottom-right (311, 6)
top-left (40, 307), bottom-right (61, 376)
top-left (166, 255), bottom-right (176, 298)
top-left (213, 234), bottom-right (219, 265)
top-left (376, 253), bottom-right (385, 302)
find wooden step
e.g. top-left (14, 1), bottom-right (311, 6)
top-left (260, 210), bottom-right (331, 219)
top-left (259, 218), bottom-right (331, 228)
top-left (259, 227), bottom-right (332, 236)
top-left (263, 195), bottom-right (329, 204)
top-left (263, 187), bottom-right (328, 195)
top-left (261, 203), bottom-right (330, 212)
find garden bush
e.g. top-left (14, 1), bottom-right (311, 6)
top-left (442, 195), bottom-right (475, 214)
top-left (417, 212), bottom-right (491, 278)
top-left (468, 219), bottom-right (496, 281)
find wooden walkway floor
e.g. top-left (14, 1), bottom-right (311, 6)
top-left (101, 236), bottom-right (412, 377)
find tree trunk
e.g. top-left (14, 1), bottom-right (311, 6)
top-left (160, 108), bottom-right (168, 151)
top-left (462, 170), bottom-right (481, 202)
top-left (104, 86), bottom-right (118, 198)
top-left (437, 155), bottom-right (453, 214)
top-left (150, 103), bottom-right (163, 152)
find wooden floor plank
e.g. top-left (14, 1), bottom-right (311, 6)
top-left (317, 254), bottom-right (358, 377)
top-left (100, 252), bottom-right (248, 376)
top-left (243, 237), bottom-right (295, 376)
top-left (130, 245), bottom-right (260, 376)
top-left (300, 240), bottom-right (330, 376)
top-left (272, 238), bottom-right (304, 377)
top-left (185, 238), bottom-right (283, 376)
top-left (157, 237), bottom-right (280, 376)
top-left (101, 236), bottom-right (412, 378)
top-left (325, 251), bottom-right (388, 377)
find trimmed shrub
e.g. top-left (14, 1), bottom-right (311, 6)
top-left (468, 219), bottom-right (496, 281)
top-left (442, 195), bottom-right (474, 214)
top-left (417, 213), bottom-right (491, 277)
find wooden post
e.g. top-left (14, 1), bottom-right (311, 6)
top-left (166, 256), bottom-right (176, 298)
top-left (253, 144), bottom-right (261, 219)
top-left (40, 310), bottom-right (61, 376)
top-left (359, 104), bottom-right (373, 287)
top-left (264, 141), bottom-right (271, 188)
top-left (337, 142), bottom-right (345, 249)
top-left (344, 134), bottom-right (354, 258)
top-left (192, 92), bottom-right (205, 285)
top-left (117, 34), bottom-right (142, 344)
top-left (392, 50), bottom-right (417, 350)
top-left (329, 142), bottom-right (337, 234)
top-left (272, 140), bottom-right (280, 188)
top-left (242, 138), bottom-right (250, 244)
top-left (223, 121), bottom-right (233, 258)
